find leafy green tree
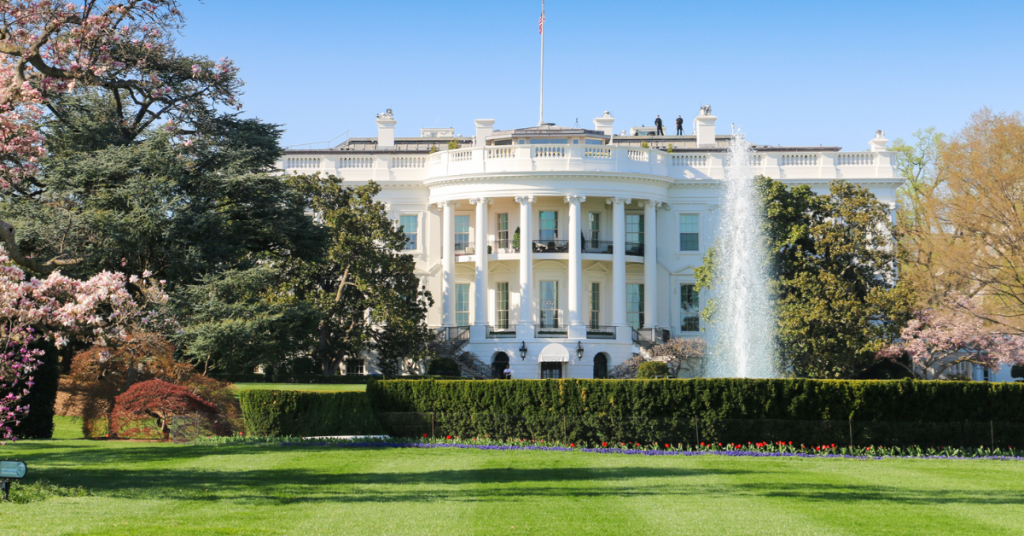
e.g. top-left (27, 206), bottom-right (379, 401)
top-left (697, 177), bottom-right (914, 378)
top-left (169, 266), bottom-right (319, 374)
top-left (890, 127), bottom-right (944, 234)
top-left (283, 174), bottom-right (434, 375)
top-left (637, 361), bottom-right (669, 379)
top-left (3, 92), bottom-right (323, 288)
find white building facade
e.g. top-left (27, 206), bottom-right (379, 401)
top-left (278, 110), bottom-right (901, 379)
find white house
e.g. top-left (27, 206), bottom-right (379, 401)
top-left (278, 109), bottom-right (901, 379)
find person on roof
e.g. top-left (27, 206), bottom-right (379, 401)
top-left (654, 115), bottom-right (664, 136)
top-left (676, 115), bottom-right (684, 135)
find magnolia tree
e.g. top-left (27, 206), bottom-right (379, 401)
top-left (0, 0), bottom-right (240, 273)
top-left (877, 300), bottom-right (1024, 380)
top-left (0, 246), bottom-right (164, 441)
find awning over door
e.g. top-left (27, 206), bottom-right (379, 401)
top-left (537, 343), bottom-right (570, 363)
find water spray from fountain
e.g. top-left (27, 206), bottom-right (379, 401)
top-left (706, 130), bottom-right (777, 378)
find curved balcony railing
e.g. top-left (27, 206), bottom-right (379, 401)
top-left (581, 240), bottom-right (614, 254)
top-left (532, 240), bottom-right (569, 253)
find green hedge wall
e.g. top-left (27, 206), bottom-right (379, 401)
top-left (213, 373), bottom-right (464, 385)
top-left (366, 378), bottom-right (1024, 447)
top-left (239, 391), bottom-right (384, 437)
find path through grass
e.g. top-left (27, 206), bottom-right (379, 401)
top-left (1, 424), bottom-right (1022, 535)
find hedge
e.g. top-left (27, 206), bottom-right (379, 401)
top-left (366, 378), bottom-right (1024, 447)
top-left (213, 373), bottom-right (464, 385)
top-left (7, 340), bottom-right (59, 439)
top-left (239, 390), bottom-right (383, 437)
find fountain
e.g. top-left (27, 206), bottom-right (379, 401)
top-left (706, 131), bottom-right (777, 378)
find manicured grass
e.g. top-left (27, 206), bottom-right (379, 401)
top-left (231, 382), bottom-right (366, 392)
top-left (2, 419), bottom-right (1022, 535)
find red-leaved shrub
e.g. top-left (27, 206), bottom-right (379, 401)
top-left (110, 379), bottom-right (219, 440)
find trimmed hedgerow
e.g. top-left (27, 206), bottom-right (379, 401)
top-left (240, 390), bottom-right (384, 437)
top-left (366, 378), bottom-right (1024, 447)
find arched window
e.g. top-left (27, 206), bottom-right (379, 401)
top-left (593, 353), bottom-right (609, 379)
top-left (492, 352), bottom-right (510, 379)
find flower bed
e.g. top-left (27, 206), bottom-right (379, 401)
top-left (191, 435), bottom-right (1024, 460)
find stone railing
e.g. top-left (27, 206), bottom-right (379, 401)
top-left (278, 145), bottom-right (896, 182)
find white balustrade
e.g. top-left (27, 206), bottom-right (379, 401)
top-left (779, 154), bottom-right (818, 166)
top-left (670, 154), bottom-right (707, 167)
top-left (486, 147), bottom-right (515, 159)
top-left (336, 156), bottom-right (372, 169)
top-left (285, 157), bottom-right (321, 169)
top-left (836, 153), bottom-right (875, 166)
top-left (533, 146), bottom-right (565, 158)
top-left (280, 145), bottom-right (894, 182)
top-left (450, 149), bottom-right (473, 162)
top-left (391, 156), bottom-right (425, 168)
top-left (627, 149), bottom-right (649, 162)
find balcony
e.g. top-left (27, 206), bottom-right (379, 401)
top-left (486, 325), bottom-right (517, 339)
top-left (532, 239), bottom-right (568, 253)
top-left (535, 325), bottom-right (568, 338)
top-left (488, 239), bottom-right (519, 254)
top-left (280, 145), bottom-right (898, 185)
top-left (586, 325), bottom-right (617, 340)
top-left (581, 240), bottom-right (614, 254)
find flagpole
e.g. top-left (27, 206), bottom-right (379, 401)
top-left (539, 0), bottom-right (545, 126)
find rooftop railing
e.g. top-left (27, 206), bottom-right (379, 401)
top-left (279, 146), bottom-right (896, 183)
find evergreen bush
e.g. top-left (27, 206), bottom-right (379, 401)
top-left (427, 358), bottom-right (461, 377)
top-left (366, 378), bottom-right (1024, 447)
top-left (240, 390), bottom-right (384, 437)
top-left (9, 340), bottom-right (60, 439)
top-left (637, 362), bottom-right (669, 379)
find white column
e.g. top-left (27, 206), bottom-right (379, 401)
top-left (439, 201), bottom-right (456, 326)
top-left (470, 198), bottom-right (491, 337)
top-left (566, 195), bottom-right (586, 339)
top-left (643, 200), bottom-right (660, 329)
top-left (609, 197), bottom-right (630, 341)
top-left (516, 196), bottom-right (535, 338)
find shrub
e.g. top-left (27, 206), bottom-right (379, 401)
top-left (111, 379), bottom-right (219, 440)
top-left (637, 362), bottom-right (669, 379)
top-left (68, 333), bottom-right (240, 437)
top-left (367, 378), bottom-right (1024, 447)
top-left (1012, 364), bottom-right (1024, 379)
top-left (427, 358), bottom-right (461, 377)
top-left (9, 339), bottom-right (60, 439)
top-left (239, 390), bottom-right (383, 437)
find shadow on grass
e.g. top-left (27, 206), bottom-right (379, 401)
top-left (9, 442), bottom-right (1024, 508)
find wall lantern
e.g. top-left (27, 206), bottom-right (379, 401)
top-left (576, 342), bottom-right (585, 361)
top-left (519, 341), bottom-right (528, 360)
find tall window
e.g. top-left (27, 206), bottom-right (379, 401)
top-left (455, 215), bottom-right (470, 252)
top-left (496, 213), bottom-right (509, 249)
top-left (539, 211), bottom-right (558, 241)
top-left (681, 284), bottom-right (700, 332)
top-left (589, 282), bottom-right (600, 328)
top-left (626, 214), bottom-right (644, 247)
top-left (496, 282), bottom-right (509, 329)
top-left (456, 283), bottom-right (470, 326)
top-left (399, 215), bottom-right (418, 251)
top-left (540, 281), bottom-right (559, 327)
top-left (679, 214), bottom-right (699, 251)
top-left (627, 283), bottom-right (644, 329)
top-left (588, 212), bottom-right (601, 243)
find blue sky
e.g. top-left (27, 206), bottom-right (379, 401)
top-left (176, 1), bottom-right (1024, 151)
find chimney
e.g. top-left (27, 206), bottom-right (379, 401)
top-left (869, 130), bottom-right (889, 152)
top-left (593, 111), bottom-right (614, 136)
top-left (474, 119), bottom-right (495, 147)
top-left (694, 108), bottom-right (717, 147)
top-left (376, 109), bottom-right (396, 147)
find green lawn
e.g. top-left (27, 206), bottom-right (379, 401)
top-left (231, 383), bottom-right (365, 393)
top-left (1, 418), bottom-right (1022, 535)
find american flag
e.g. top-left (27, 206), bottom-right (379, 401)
top-left (539, 11), bottom-right (544, 34)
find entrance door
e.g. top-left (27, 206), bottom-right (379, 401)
top-left (541, 362), bottom-right (563, 379)
top-left (492, 352), bottom-right (510, 379)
